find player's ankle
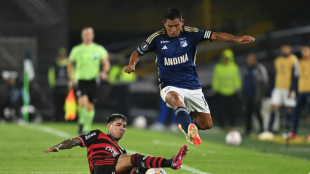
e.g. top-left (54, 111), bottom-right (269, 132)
top-left (162, 158), bottom-right (173, 168)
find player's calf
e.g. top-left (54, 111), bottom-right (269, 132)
top-left (193, 119), bottom-right (213, 130)
top-left (130, 145), bottom-right (188, 170)
top-left (192, 112), bottom-right (213, 130)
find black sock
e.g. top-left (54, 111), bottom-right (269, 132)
top-left (131, 153), bottom-right (172, 168)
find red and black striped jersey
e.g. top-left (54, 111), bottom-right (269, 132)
top-left (77, 130), bottom-right (126, 173)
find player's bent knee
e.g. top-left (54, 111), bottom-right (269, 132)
top-left (115, 154), bottom-right (133, 173)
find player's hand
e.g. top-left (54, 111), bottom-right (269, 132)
top-left (124, 64), bottom-right (135, 74)
top-left (236, 36), bottom-right (255, 44)
top-left (100, 71), bottom-right (108, 80)
top-left (68, 80), bottom-right (74, 90)
top-left (43, 147), bottom-right (59, 153)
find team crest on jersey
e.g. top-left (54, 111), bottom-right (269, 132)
top-left (141, 43), bottom-right (148, 51)
top-left (93, 53), bottom-right (98, 60)
top-left (180, 40), bottom-right (188, 47)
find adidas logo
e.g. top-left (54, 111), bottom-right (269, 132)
top-left (162, 45), bottom-right (168, 50)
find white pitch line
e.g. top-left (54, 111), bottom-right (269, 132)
top-left (20, 124), bottom-right (211, 174)
top-left (20, 123), bottom-right (71, 139)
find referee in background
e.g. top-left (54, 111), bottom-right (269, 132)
top-left (67, 26), bottom-right (110, 134)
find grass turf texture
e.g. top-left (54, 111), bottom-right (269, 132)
top-left (0, 123), bottom-right (309, 174)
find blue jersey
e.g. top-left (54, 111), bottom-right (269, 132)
top-left (136, 26), bottom-right (212, 89)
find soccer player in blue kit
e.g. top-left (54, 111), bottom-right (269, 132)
top-left (125, 7), bottom-right (255, 146)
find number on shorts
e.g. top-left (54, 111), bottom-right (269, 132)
top-left (202, 96), bottom-right (207, 106)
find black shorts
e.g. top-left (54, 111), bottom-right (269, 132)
top-left (92, 154), bottom-right (128, 174)
top-left (75, 79), bottom-right (97, 103)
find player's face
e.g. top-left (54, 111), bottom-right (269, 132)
top-left (81, 28), bottom-right (94, 45)
top-left (107, 119), bottom-right (127, 140)
top-left (281, 45), bottom-right (291, 56)
top-left (163, 18), bottom-right (184, 38)
top-left (301, 46), bottom-right (310, 59)
top-left (247, 53), bottom-right (256, 66)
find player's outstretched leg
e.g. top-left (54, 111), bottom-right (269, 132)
top-left (131, 145), bottom-right (188, 170)
top-left (171, 144), bottom-right (188, 169)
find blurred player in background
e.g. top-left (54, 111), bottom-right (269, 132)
top-left (48, 48), bottom-right (69, 122)
top-left (291, 45), bottom-right (310, 141)
top-left (125, 7), bottom-right (255, 146)
top-left (68, 27), bottom-right (110, 134)
top-left (44, 113), bottom-right (188, 174)
top-left (267, 44), bottom-right (298, 134)
top-left (212, 49), bottom-right (242, 129)
top-left (242, 53), bottom-right (268, 136)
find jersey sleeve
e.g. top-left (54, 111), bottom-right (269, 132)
top-left (99, 46), bottom-right (109, 60)
top-left (185, 26), bottom-right (212, 43)
top-left (77, 129), bottom-right (101, 147)
top-left (136, 32), bottom-right (158, 56)
top-left (69, 47), bottom-right (77, 62)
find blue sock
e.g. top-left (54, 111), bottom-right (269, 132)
top-left (193, 120), bottom-right (202, 130)
top-left (175, 107), bottom-right (191, 133)
top-left (268, 110), bottom-right (276, 132)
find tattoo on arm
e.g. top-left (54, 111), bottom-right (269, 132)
top-left (52, 137), bottom-right (81, 150)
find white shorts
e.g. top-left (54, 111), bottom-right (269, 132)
top-left (271, 88), bottom-right (296, 107)
top-left (160, 86), bottom-right (210, 114)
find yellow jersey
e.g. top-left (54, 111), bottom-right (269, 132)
top-left (274, 54), bottom-right (298, 89)
top-left (298, 58), bottom-right (310, 93)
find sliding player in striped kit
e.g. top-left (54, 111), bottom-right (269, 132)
top-left (125, 7), bottom-right (255, 146)
top-left (44, 114), bottom-right (187, 174)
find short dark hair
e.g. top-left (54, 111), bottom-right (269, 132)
top-left (164, 7), bottom-right (182, 21)
top-left (107, 113), bottom-right (127, 124)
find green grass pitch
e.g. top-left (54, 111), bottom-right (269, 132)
top-left (0, 123), bottom-right (309, 174)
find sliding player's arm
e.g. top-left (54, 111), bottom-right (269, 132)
top-left (43, 137), bottom-right (81, 153)
top-left (211, 32), bottom-right (255, 44)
